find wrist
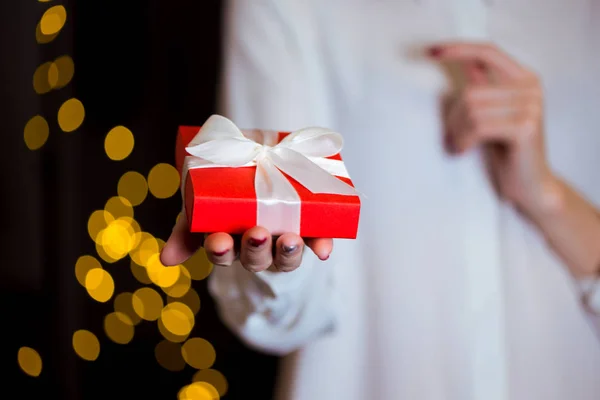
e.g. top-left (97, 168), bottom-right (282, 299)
top-left (518, 174), bottom-right (567, 224)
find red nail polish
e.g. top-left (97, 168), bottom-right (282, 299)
top-left (428, 46), bottom-right (443, 57)
top-left (248, 237), bottom-right (267, 247)
top-left (213, 249), bottom-right (229, 257)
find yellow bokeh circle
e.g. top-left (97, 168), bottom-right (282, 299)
top-left (72, 330), bottom-right (100, 361)
top-left (98, 220), bottom-right (134, 261)
top-left (162, 265), bottom-right (192, 298)
top-left (178, 382), bottom-right (220, 400)
top-left (181, 338), bottom-right (216, 370)
top-left (33, 62), bottom-right (54, 95)
top-left (51, 55), bottom-right (75, 89)
top-left (104, 312), bottom-right (134, 345)
top-left (160, 302), bottom-right (195, 337)
top-left (146, 254), bottom-right (181, 288)
top-left (85, 268), bottom-right (114, 303)
top-left (88, 210), bottom-right (114, 243)
top-left (24, 115), bottom-right (49, 150)
top-left (169, 288), bottom-right (201, 316)
top-left (117, 171), bottom-right (148, 206)
top-left (158, 317), bottom-right (189, 343)
top-left (40, 5), bottom-right (67, 36)
top-left (104, 196), bottom-right (133, 221)
top-left (147, 163), bottom-right (180, 199)
top-left (75, 255), bottom-right (102, 287)
top-left (184, 248), bottom-right (214, 281)
top-left (154, 340), bottom-right (186, 372)
top-left (17, 347), bottom-right (42, 377)
top-left (192, 369), bottom-right (228, 397)
top-left (130, 233), bottom-right (159, 266)
top-left (132, 287), bottom-right (164, 321)
top-left (105, 126), bottom-right (134, 161)
top-left (36, 22), bottom-right (58, 44)
top-left (113, 292), bottom-right (142, 326)
top-left (130, 259), bottom-right (152, 285)
top-left (58, 98), bottom-right (85, 133)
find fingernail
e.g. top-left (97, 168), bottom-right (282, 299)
top-left (212, 249), bottom-right (229, 257)
top-left (248, 237), bottom-right (267, 247)
top-left (428, 46), bottom-right (443, 57)
top-left (282, 244), bottom-right (298, 254)
top-left (321, 254), bottom-right (330, 261)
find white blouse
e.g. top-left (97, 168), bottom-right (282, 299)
top-left (209, 1), bottom-right (600, 399)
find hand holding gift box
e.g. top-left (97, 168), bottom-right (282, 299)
top-left (163, 115), bottom-right (360, 272)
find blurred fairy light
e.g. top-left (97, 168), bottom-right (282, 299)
top-left (105, 126), bottom-right (135, 161)
top-left (192, 370), bottom-right (228, 398)
top-left (17, 347), bottom-right (43, 377)
top-left (118, 171), bottom-right (149, 206)
top-left (132, 287), bottom-right (164, 321)
top-left (104, 312), bottom-right (135, 345)
top-left (155, 340), bottom-right (186, 372)
top-left (57, 98), bottom-right (85, 132)
top-left (113, 293), bottom-right (142, 326)
top-left (85, 268), bottom-right (115, 303)
top-left (23, 115), bottom-right (49, 150)
top-left (72, 330), bottom-right (100, 361)
top-left (178, 382), bottom-right (220, 400)
top-left (148, 163), bottom-right (181, 199)
top-left (181, 338), bottom-right (216, 370)
top-left (40, 5), bottom-right (67, 36)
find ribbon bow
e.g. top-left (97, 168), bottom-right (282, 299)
top-left (182, 115), bottom-right (358, 235)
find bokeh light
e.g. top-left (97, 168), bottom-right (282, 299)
top-left (130, 233), bottom-right (159, 266)
top-left (35, 21), bottom-right (58, 44)
top-left (88, 210), bottom-right (114, 243)
top-left (184, 248), bottom-right (214, 281)
top-left (57, 98), bottom-right (85, 132)
top-left (113, 292), bottom-right (142, 326)
top-left (23, 115), bottom-right (49, 150)
top-left (147, 254), bottom-right (181, 288)
top-left (178, 382), bottom-right (220, 400)
top-left (75, 255), bottom-right (102, 287)
top-left (104, 312), bottom-right (134, 345)
top-left (72, 330), bottom-right (100, 361)
top-left (161, 302), bottom-right (195, 337)
top-left (105, 126), bottom-right (134, 161)
top-left (104, 196), bottom-right (133, 221)
top-left (148, 163), bottom-right (180, 199)
top-left (130, 259), bottom-right (152, 285)
top-left (33, 62), bottom-right (54, 94)
top-left (181, 338), bottom-right (216, 370)
top-left (162, 265), bottom-right (192, 298)
top-left (17, 347), bottom-right (42, 377)
top-left (118, 171), bottom-right (148, 206)
top-left (158, 316), bottom-right (189, 343)
top-left (132, 287), bottom-right (164, 321)
top-left (192, 369), bottom-right (228, 397)
top-left (40, 5), bottom-right (67, 36)
top-left (168, 288), bottom-right (201, 316)
top-left (154, 340), bottom-right (186, 372)
top-left (50, 55), bottom-right (75, 89)
top-left (84, 268), bottom-right (115, 303)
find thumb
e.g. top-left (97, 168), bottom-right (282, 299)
top-left (160, 213), bottom-right (204, 266)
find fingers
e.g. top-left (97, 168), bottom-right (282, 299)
top-left (428, 42), bottom-right (529, 81)
top-left (239, 226), bottom-right (273, 272)
top-left (273, 234), bottom-right (305, 272)
top-left (161, 213), bottom-right (205, 266)
top-left (305, 238), bottom-right (333, 261)
top-left (204, 232), bottom-right (236, 266)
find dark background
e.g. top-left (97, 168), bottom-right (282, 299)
top-left (1, 1), bottom-right (278, 398)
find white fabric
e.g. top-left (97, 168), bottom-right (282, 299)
top-left (209, 1), bottom-right (600, 399)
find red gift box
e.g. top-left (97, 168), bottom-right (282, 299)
top-left (175, 116), bottom-right (361, 239)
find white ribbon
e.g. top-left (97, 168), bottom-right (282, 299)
top-left (182, 115), bottom-right (358, 235)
